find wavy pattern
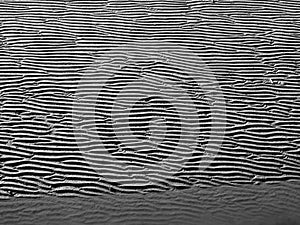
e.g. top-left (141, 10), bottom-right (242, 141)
top-left (0, 0), bottom-right (300, 197)
top-left (72, 40), bottom-right (227, 189)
